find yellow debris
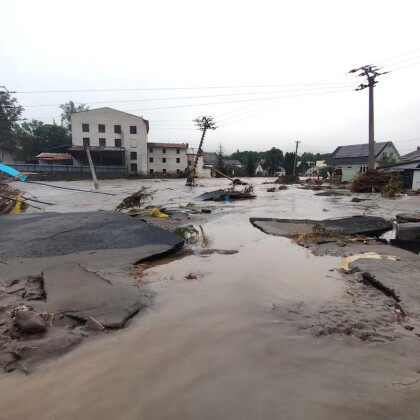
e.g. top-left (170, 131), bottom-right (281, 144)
top-left (10, 195), bottom-right (22, 214)
top-left (148, 207), bottom-right (169, 218)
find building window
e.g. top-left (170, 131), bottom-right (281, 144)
top-left (82, 124), bottom-right (89, 132)
top-left (162, 148), bottom-right (166, 154)
top-left (176, 149), bottom-right (180, 154)
top-left (98, 124), bottom-right (105, 133)
top-left (176, 158), bottom-right (180, 163)
top-left (149, 157), bottom-right (153, 163)
top-left (114, 125), bottom-right (121, 134)
top-left (162, 169), bottom-right (166, 174)
top-left (130, 152), bottom-right (137, 160)
top-left (149, 169), bottom-right (154, 174)
top-left (149, 148), bottom-right (153, 153)
top-left (177, 169), bottom-right (181, 174)
top-left (188, 160), bottom-right (192, 166)
top-left (115, 139), bottom-right (122, 147)
top-left (131, 163), bottom-right (138, 172)
top-left (99, 138), bottom-right (106, 147)
top-left (130, 139), bottom-right (137, 148)
top-left (83, 138), bottom-right (90, 147)
top-left (162, 158), bottom-right (166, 163)
top-left (130, 126), bottom-right (137, 134)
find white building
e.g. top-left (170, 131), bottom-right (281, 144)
top-left (148, 142), bottom-right (188, 175)
top-left (187, 149), bottom-right (212, 177)
top-left (328, 142), bottom-right (401, 182)
top-left (70, 107), bottom-right (149, 174)
top-left (0, 145), bottom-right (13, 163)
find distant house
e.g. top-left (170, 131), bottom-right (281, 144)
top-left (327, 142), bottom-right (401, 182)
top-left (382, 146), bottom-right (420, 190)
top-left (275, 167), bottom-right (286, 176)
top-left (223, 159), bottom-right (243, 176)
top-left (305, 160), bottom-right (327, 177)
top-left (187, 149), bottom-right (212, 178)
top-left (147, 142), bottom-right (188, 176)
top-left (36, 153), bottom-right (73, 165)
top-left (255, 164), bottom-right (267, 176)
top-left (70, 107), bottom-right (149, 174)
top-left (0, 145), bottom-right (13, 163)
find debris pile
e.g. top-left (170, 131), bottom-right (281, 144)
top-left (350, 169), bottom-right (403, 196)
top-left (0, 182), bottom-right (28, 214)
top-left (116, 187), bottom-right (153, 210)
top-left (275, 174), bottom-right (300, 184)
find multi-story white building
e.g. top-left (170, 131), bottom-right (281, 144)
top-left (147, 142), bottom-right (188, 175)
top-left (70, 107), bottom-right (149, 174)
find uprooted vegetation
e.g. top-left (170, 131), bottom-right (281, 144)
top-left (275, 174), bottom-right (300, 184)
top-left (174, 225), bottom-right (200, 243)
top-left (350, 169), bottom-right (403, 197)
top-left (116, 187), bottom-right (154, 210)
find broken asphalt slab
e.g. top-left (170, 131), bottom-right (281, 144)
top-left (250, 216), bottom-right (392, 237)
top-left (0, 211), bottom-right (184, 259)
top-left (43, 262), bottom-right (147, 328)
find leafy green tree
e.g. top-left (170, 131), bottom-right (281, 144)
top-left (376, 153), bottom-right (397, 167)
top-left (284, 152), bottom-right (296, 175)
top-left (263, 147), bottom-right (284, 176)
top-left (17, 120), bottom-right (70, 161)
top-left (0, 90), bottom-right (24, 153)
top-left (297, 161), bottom-right (309, 174)
top-left (60, 101), bottom-right (90, 132)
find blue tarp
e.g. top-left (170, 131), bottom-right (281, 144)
top-left (0, 163), bottom-right (27, 181)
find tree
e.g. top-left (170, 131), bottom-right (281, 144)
top-left (0, 90), bottom-right (24, 153)
top-left (215, 142), bottom-right (225, 174)
top-left (16, 119), bottom-right (70, 161)
top-left (297, 161), bottom-right (309, 174)
top-left (284, 152), bottom-right (296, 175)
top-left (60, 101), bottom-right (90, 132)
top-left (264, 147), bottom-right (284, 176)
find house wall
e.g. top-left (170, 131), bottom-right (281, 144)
top-left (336, 144), bottom-right (402, 182)
top-left (71, 109), bottom-right (148, 174)
top-left (186, 153), bottom-right (211, 177)
top-left (148, 146), bottom-right (187, 175)
top-left (413, 170), bottom-right (420, 189)
top-left (0, 147), bottom-right (13, 163)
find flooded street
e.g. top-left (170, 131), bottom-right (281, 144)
top-left (1, 178), bottom-right (420, 419)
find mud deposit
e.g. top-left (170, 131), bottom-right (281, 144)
top-left (0, 178), bottom-right (420, 419)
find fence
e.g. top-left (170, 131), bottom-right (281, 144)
top-left (8, 163), bottom-right (128, 174)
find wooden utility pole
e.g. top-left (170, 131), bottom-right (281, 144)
top-left (292, 140), bottom-right (300, 175)
top-left (349, 65), bottom-right (388, 169)
top-left (190, 116), bottom-right (217, 180)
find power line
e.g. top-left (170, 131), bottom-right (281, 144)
top-left (12, 82), bottom-right (360, 95)
top-left (15, 85), bottom-right (356, 108)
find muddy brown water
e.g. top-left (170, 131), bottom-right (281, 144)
top-left (1, 179), bottom-right (420, 419)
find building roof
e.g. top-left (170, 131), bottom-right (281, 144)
top-left (68, 146), bottom-right (125, 152)
top-left (328, 142), bottom-right (391, 165)
top-left (71, 107), bottom-right (149, 133)
top-left (148, 142), bottom-right (188, 149)
top-left (223, 159), bottom-right (242, 167)
top-left (402, 147), bottom-right (420, 162)
top-left (203, 152), bottom-right (218, 165)
top-left (36, 153), bottom-right (73, 161)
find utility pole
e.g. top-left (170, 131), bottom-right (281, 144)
top-left (292, 140), bottom-right (300, 175)
top-left (189, 116), bottom-right (217, 183)
top-left (349, 65), bottom-right (388, 169)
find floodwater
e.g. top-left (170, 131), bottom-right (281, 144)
top-left (1, 178), bottom-right (420, 419)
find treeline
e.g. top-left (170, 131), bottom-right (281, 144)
top-left (1, 90), bottom-right (88, 161)
top-left (227, 147), bottom-right (330, 176)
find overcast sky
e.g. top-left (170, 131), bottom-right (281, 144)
top-left (1, 0), bottom-right (420, 155)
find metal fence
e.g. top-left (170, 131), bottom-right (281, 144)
top-left (8, 163), bottom-right (128, 174)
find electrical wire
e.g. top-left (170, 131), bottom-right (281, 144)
top-left (12, 82), bottom-right (361, 95)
